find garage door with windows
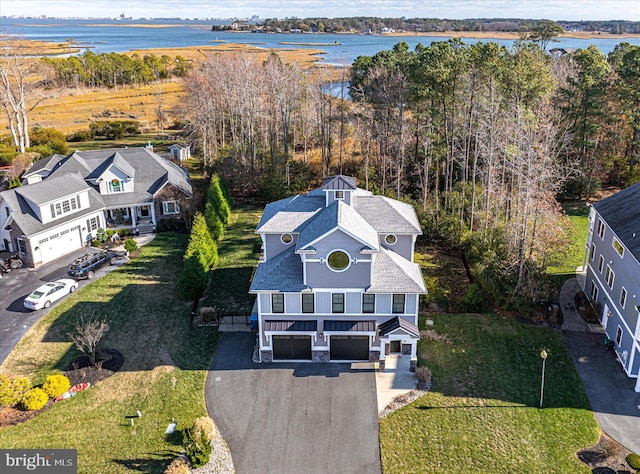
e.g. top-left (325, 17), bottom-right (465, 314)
top-left (36, 226), bottom-right (82, 264)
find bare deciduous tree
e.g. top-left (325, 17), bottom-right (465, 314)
top-left (68, 313), bottom-right (110, 366)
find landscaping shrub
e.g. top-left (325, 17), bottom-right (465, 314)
top-left (21, 387), bottom-right (49, 411)
top-left (462, 283), bottom-right (483, 313)
top-left (183, 426), bottom-right (212, 468)
top-left (627, 453), bottom-right (640, 470)
top-left (199, 307), bottom-right (221, 324)
top-left (209, 174), bottom-right (231, 224)
top-left (41, 374), bottom-right (71, 399)
top-left (95, 228), bottom-right (109, 243)
top-left (124, 238), bottom-right (138, 253)
top-left (163, 458), bottom-right (189, 474)
top-left (194, 416), bottom-right (216, 442)
top-left (0, 374), bottom-right (31, 408)
top-left (415, 367), bottom-right (432, 387)
top-left (177, 254), bottom-right (207, 300)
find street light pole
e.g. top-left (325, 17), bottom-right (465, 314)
top-left (540, 350), bottom-right (548, 408)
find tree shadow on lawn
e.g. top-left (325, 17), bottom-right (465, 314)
top-left (113, 450), bottom-right (178, 473)
top-left (35, 282), bottom-right (217, 374)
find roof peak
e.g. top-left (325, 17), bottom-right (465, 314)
top-left (321, 175), bottom-right (357, 190)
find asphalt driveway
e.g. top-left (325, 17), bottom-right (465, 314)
top-left (561, 277), bottom-right (640, 454)
top-left (205, 332), bottom-right (381, 474)
top-left (0, 247), bottom-right (126, 363)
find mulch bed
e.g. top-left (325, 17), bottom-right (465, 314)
top-left (0, 348), bottom-right (124, 428)
top-left (577, 434), bottom-right (634, 473)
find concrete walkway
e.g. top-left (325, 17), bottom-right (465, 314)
top-left (375, 354), bottom-right (417, 413)
top-left (560, 276), bottom-right (640, 454)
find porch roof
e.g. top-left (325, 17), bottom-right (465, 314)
top-left (263, 320), bottom-right (317, 332)
top-left (324, 320), bottom-right (376, 332)
top-left (379, 316), bottom-right (420, 338)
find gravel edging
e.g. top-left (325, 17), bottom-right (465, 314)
top-left (379, 387), bottom-right (430, 418)
top-left (189, 421), bottom-right (236, 474)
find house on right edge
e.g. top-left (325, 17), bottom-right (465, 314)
top-left (582, 181), bottom-right (640, 392)
top-left (249, 175), bottom-right (426, 371)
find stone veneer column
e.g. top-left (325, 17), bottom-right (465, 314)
top-left (260, 350), bottom-right (273, 363)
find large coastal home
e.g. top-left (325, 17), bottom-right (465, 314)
top-left (582, 181), bottom-right (640, 392)
top-left (0, 147), bottom-right (192, 267)
top-left (249, 175), bottom-right (426, 370)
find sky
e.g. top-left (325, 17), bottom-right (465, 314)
top-left (1, 0), bottom-right (639, 21)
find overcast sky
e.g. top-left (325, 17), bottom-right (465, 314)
top-left (1, 0), bottom-right (639, 21)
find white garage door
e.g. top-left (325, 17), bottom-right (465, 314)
top-left (38, 228), bottom-right (82, 264)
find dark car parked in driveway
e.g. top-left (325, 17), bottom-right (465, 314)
top-left (66, 250), bottom-right (125, 279)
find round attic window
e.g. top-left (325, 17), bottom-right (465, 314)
top-left (385, 234), bottom-right (397, 245)
top-left (327, 250), bottom-right (350, 272)
top-left (281, 233), bottom-right (293, 244)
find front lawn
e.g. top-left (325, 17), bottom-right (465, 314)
top-left (0, 232), bottom-right (216, 473)
top-left (380, 314), bottom-right (599, 473)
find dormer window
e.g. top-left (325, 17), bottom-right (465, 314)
top-left (50, 196), bottom-right (80, 218)
top-left (327, 250), bottom-right (350, 272)
top-left (385, 234), bottom-right (397, 245)
top-left (335, 190), bottom-right (344, 200)
top-left (108, 179), bottom-right (123, 193)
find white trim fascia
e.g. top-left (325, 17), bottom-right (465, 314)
top-left (299, 226), bottom-right (378, 253)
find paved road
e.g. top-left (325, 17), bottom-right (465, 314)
top-left (205, 332), bottom-right (381, 474)
top-left (0, 248), bottom-right (125, 364)
top-left (561, 277), bottom-right (640, 453)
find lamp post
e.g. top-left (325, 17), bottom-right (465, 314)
top-left (539, 350), bottom-right (548, 408)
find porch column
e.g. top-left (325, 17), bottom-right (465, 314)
top-left (378, 340), bottom-right (386, 372)
top-left (410, 341), bottom-right (417, 372)
top-left (130, 206), bottom-right (137, 227)
top-left (636, 376), bottom-right (640, 393)
top-left (150, 203), bottom-right (157, 226)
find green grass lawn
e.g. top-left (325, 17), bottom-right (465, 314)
top-left (0, 232), bottom-right (216, 473)
top-left (0, 206), bottom-right (261, 473)
top-left (201, 205), bottom-right (262, 314)
top-left (380, 314), bottom-right (599, 473)
top-left (547, 201), bottom-right (590, 277)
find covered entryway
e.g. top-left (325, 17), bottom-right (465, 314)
top-left (273, 335), bottom-right (312, 360)
top-left (330, 335), bottom-right (369, 360)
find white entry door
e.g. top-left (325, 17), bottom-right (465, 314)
top-left (602, 303), bottom-right (610, 330)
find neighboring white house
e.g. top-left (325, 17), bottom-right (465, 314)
top-left (249, 175), bottom-right (426, 370)
top-left (169, 143), bottom-right (191, 161)
top-left (0, 147), bottom-right (192, 267)
top-left (582, 181), bottom-right (640, 392)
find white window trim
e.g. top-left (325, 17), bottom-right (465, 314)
top-left (616, 325), bottom-right (623, 346)
top-left (281, 233), bottom-right (293, 245)
top-left (326, 249), bottom-right (352, 273)
top-left (620, 287), bottom-right (627, 309)
top-left (605, 265), bottom-right (615, 289)
top-left (271, 293), bottom-right (285, 313)
top-left (385, 234), bottom-right (397, 245)
top-left (612, 237), bottom-right (625, 258)
top-left (335, 190), bottom-right (344, 200)
top-left (597, 219), bottom-right (605, 239)
top-left (162, 200), bottom-right (180, 215)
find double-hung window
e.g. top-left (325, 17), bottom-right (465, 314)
top-left (302, 294), bottom-right (314, 313)
top-left (605, 265), bottom-right (615, 289)
top-left (392, 294), bottom-right (405, 314)
top-left (163, 201), bottom-right (180, 215)
top-left (272, 294), bottom-right (284, 313)
top-left (362, 294), bottom-right (375, 313)
top-left (332, 293), bottom-right (345, 313)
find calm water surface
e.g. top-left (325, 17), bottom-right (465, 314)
top-left (2, 18), bottom-right (640, 63)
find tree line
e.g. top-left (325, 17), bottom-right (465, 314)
top-left (220, 17), bottom-right (640, 35)
top-left (42, 51), bottom-right (191, 89)
top-left (181, 39), bottom-right (640, 310)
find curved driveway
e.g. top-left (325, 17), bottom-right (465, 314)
top-left (205, 332), bottom-right (381, 474)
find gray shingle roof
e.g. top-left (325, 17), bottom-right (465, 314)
top-left (367, 247), bottom-right (426, 293)
top-left (24, 147), bottom-right (192, 207)
top-left (594, 181), bottom-right (640, 263)
top-left (296, 200), bottom-right (379, 251)
top-left (322, 175), bottom-right (357, 190)
top-left (256, 194), bottom-right (325, 233)
top-left (352, 195), bottom-right (422, 234)
top-left (379, 316), bottom-right (420, 338)
top-left (1, 175), bottom-right (105, 236)
top-left (21, 154), bottom-right (64, 179)
top-left (15, 173), bottom-right (91, 205)
top-left (249, 247), bottom-right (307, 292)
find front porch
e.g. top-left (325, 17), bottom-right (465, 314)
top-left (105, 204), bottom-right (156, 233)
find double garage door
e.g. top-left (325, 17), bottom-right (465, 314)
top-left (37, 227), bottom-right (82, 264)
top-left (271, 335), bottom-right (370, 361)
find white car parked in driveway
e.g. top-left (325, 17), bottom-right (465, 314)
top-left (23, 279), bottom-right (78, 310)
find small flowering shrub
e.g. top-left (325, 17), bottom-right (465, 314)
top-left (21, 388), bottom-right (48, 411)
top-left (42, 374), bottom-right (71, 399)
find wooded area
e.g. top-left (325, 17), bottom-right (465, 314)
top-left (181, 39), bottom-right (640, 310)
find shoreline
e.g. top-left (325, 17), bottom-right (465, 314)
top-left (382, 30), bottom-right (640, 40)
